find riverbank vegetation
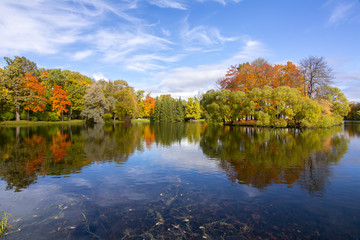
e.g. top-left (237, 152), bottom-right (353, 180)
top-left (0, 56), bottom-right (352, 127)
top-left (203, 57), bottom-right (350, 127)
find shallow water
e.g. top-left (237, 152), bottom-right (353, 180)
top-left (0, 122), bottom-right (359, 239)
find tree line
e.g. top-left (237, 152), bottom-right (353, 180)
top-left (0, 56), bottom-right (354, 126)
top-left (0, 56), bottom-right (202, 123)
top-left (203, 56), bottom-right (350, 127)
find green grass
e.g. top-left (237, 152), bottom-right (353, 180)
top-left (0, 212), bottom-right (10, 238)
top-left (0, 119), bottom-right (84, 126)
top-left (131, 119), bottom-right (150, 123)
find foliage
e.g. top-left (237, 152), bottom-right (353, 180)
top-left (0, 56), bottom-right (39, 120)
top-left (151, 95), bottom-right (184, 122)
top-left (346, 102), bottom-right (360, 120)
top-left (81, 83), bottom-right (107, 123)
top-left (23, 73), bottom-right (47, 113)
top-left (49, 85), bottom-right (71, 120)
top-left (201, 85), bottom-right (349, 127)
top-left (141, 93), bottom-right (156, 118)
top-left (113, 80), bottom-right (139, 120)
top-left (218, 58), bottom-right (305, 94)
top-left (0, 212), bottom-right (11, 238)
top-left (185, 97), bottom-right (201, 120)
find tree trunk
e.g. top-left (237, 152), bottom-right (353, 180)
top-left (27, 110), bottom-right (30, 121)
top-left (61, 110), bottom-right (64, 121)
top-left (16, 105), bottom-right (20, 121)
top-left (69, 103), bottom-right (73, 120)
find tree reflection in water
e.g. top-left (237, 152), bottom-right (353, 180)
top-left (200, 125), bottom-right (349, 193)
top-left (0, 123), bottom-right (349, 194)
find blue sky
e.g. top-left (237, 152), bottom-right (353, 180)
top-left (0, 0), bottom-right (359, 101)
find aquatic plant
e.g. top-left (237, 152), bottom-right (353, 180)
top-left (0, 212), bottom-right (11, 238)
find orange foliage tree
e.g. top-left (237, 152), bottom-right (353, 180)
top-left (23, 73), bottom-right (47, 114)
top-left (218, 58), bottom-right (305, 95)
top-left (49, 85), bottom-right (71, 121)
top-left (142, 94), bottom-right (156, 118)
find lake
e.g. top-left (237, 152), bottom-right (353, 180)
top-left (0, 122), bottom-right (360, 239)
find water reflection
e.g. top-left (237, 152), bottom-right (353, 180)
top-left (0, 123), bottom-right (350, 194)
top-left (199, 125), bottom-right (349, 194)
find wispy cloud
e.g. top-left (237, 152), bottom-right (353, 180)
top-left (181, 18), bottom-right (237, 51)
top-left (90, 29), bottom-right (175, 70)
top-left (72, 50), bottom-right (93, 61)
top-left (148, 39), bottom-right (269, 98)
top-left (0, 0), bottom-right (138, 55)
top-left (197, 0), bottom-right (243, 5)
top-left (325, 0), bottom-right (360, 26)
top-left (334, 72), bottom-right (360, 101)
top-left (147, 0), bottom-right (187, 10)
top-left (328, 2), bottom-right (355, 25)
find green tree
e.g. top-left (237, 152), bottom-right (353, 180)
top-left (0, 56), bottom-right (39, 121)
top-left (62, 70), bottom-right (93, 120)
top-left (185, 97), bottom-right (201, 120)
top-left (113, 80), bottom-right (139, 121)
top-left (81, 83), bottom-right (107, 123)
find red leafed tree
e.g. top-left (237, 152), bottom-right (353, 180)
top-left (23, 73), bottom-right (47, 115)
top-left (49, 85), bottom-right (71, 121)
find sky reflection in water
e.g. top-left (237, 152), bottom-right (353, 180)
top-left (0, 122), bottom-right (360, 239)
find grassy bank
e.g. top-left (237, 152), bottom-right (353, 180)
top-left (0, 120), bottom-right (84, 126)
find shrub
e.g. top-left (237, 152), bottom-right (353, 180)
top-left (104, 113), bottom-right (113, 121)
top-left (1, 112), bottom-right (15, 121)
top-left (255, 111), bottom-right (271, 127)
top-left (271, 118), bottom-right (287, 128)
top-left (20, 110), bottom-right (27, 120)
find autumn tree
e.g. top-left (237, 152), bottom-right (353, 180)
top-left (49, 85), bottom-right (71, 121)
top-left (0, 56), bottom-right (39, 120)
top-left (185, 97), bottom-right (201, 120)
top-left (113, 80), bottom-right (139, 121)
top-left (218, 58), bottom-right (305, 94)
top-left (300, 56), bottom-right (333, 98)
top-left (141, 93), bottom-right (156, 118)
top-left (23, 73), bottom-right (47, 120)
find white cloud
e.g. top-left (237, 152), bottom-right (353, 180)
top-left (181, 19), bottom-right (237, 51)
top-left (231, 40), bottom-right (271, 62)
top-left (72, 50), bottom-right (93, 60)
top-left (0, 0), bottom-right (138, 55)
top-left (93, 72), bottom-right (109, 81)
top-left (334, 72), bottom-right (360, 101)
top-left (92, 30), bottom-right (173, 62)
top-left (197, 0), bottom-right (243, 5)
top-left (148, 39), bottom-right (269, 98)
top-left (147, 0), bottom-right (187, 10)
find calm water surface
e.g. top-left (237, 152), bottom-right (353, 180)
top-left (0, 122), bottom-right (360, 239)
